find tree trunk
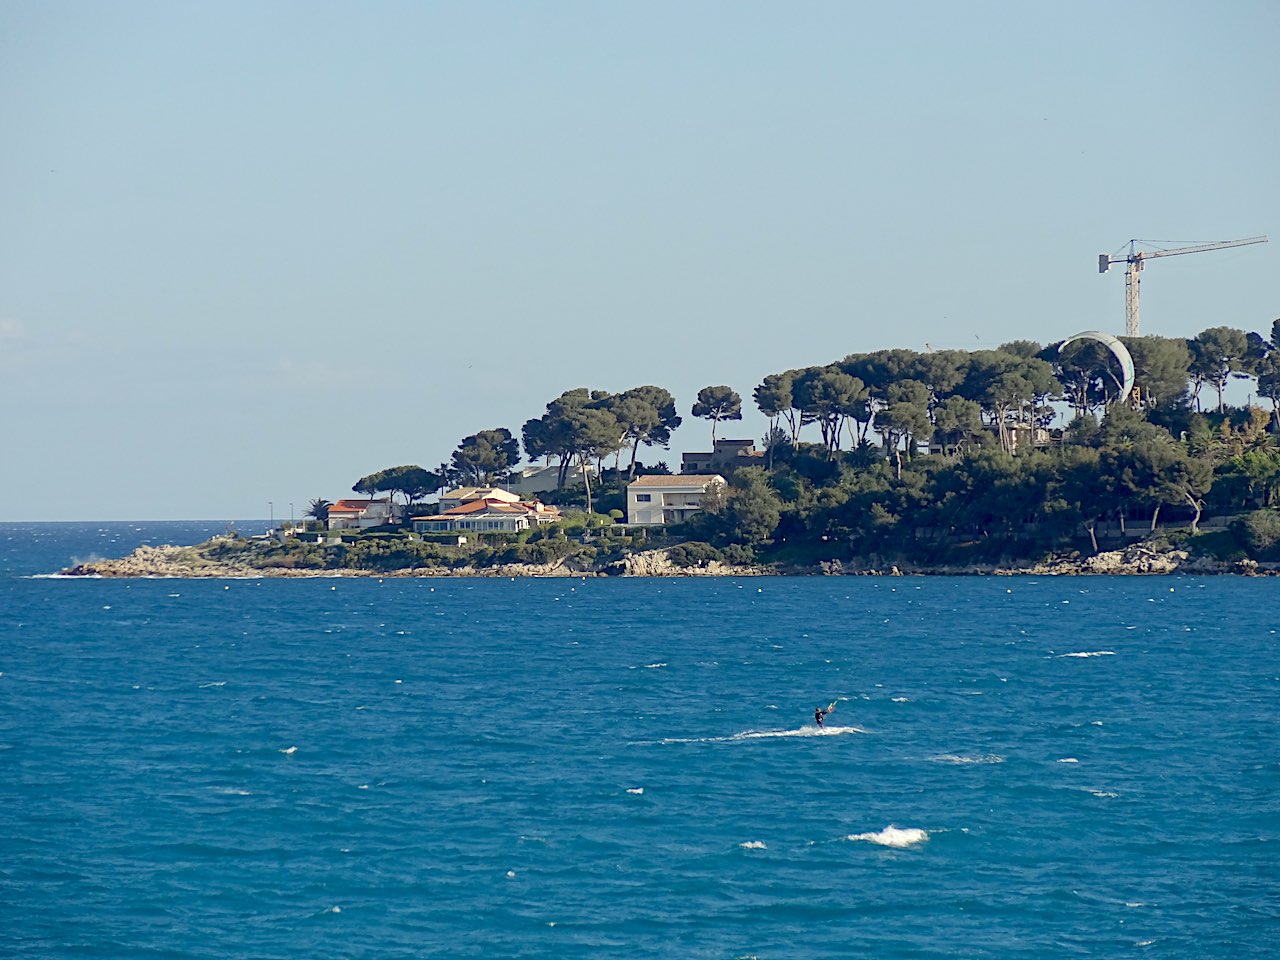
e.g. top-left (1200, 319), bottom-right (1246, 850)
top-left (628, 437), bottom-right (641, 479)
top-left (1150, 503), bottom-right (1161, 532)
top-left (1086, 521), bottom-right (1099, 554)
top-left (1118, 508), bottom-right (1126, 534)
top-left (1185, 492), bottom-right (1202, 534)
top-left (581, 454), bottom-right (594, 514)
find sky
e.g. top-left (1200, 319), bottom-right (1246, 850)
top-left (2, 1), bottom-right (1277, 521)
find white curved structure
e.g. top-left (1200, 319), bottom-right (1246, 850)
top-left (1059, 331), bottom-right (1135, 405)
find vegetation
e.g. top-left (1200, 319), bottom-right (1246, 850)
top-left (307, 321), bottom-right (1280, 570)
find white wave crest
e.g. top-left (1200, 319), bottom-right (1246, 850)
top-left (929, 754), bottom-right (1005, 764)
top-left (739, 840), bottom-right (767, 850)
top-left (1059, 651), bottom-right (1116, 658)
top-left (659, 724), bottom-right (866, 744)
top-left (846, 826), bottom-right (929, 848)
top-left (626, 787), bottom-right (644, 795)
top-left (644, 663), bottom-right (667, 669)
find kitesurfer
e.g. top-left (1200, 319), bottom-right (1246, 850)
top-left (814, 706), bottom-right (827, 727)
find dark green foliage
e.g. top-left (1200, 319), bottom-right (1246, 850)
top-left (719, 543), bottom-right (757, 566)
top-left (691, 385), bottom-right (743, 442)
top-left (353, 465), bottom-right (442, 505)
top-left (723, 467), bottom-right (783, 543)
top-left (321, 320), bottom-right (1280, 569)
top-left (450, 430), bottom-right (520, 486)
top-left (666, 542), bottom-right (723, 568)
top-left (1232, 510), bottom-right (1280, 556)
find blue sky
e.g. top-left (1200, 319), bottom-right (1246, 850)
top-left (2, 1), bottom-right (1276, 521)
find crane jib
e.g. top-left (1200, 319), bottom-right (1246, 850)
top-left (1096, 235), bottom-right (1267, 337)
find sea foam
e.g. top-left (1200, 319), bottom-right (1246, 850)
top-left (929, 754), bottom-right (1005, 764)
top-left (846, 826), bottom-right (929, 848)
top-left (659, 725), bottom-right (866, 744)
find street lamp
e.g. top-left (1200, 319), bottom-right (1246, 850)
top-left (268, 501), bottom-right (274, 531)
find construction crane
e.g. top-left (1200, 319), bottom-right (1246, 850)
top-left (1098, 236), bottom-right (1267, 337)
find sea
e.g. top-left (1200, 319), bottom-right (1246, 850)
top-left (1, 521), bottom-right (1277, 958)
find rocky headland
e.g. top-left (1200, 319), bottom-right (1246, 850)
top-left (58, 540), bottom-right (1273, 579)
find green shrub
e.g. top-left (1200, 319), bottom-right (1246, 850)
top-left (667, 541), bottom-right (723, 568)
top-left (1233, 509), bottom-right (1280, 556)
top-left (720, 543), bottom-right (757, 566)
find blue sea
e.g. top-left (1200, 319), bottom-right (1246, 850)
top-left (2, 522), bottom-right (1277, 958)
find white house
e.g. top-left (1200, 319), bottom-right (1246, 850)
top-left (327, 498), bottom-right (403, 530)
top-left (626, 475), bottom-right (726, 526)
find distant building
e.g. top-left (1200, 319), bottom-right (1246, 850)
top-left (505, 462), bottom-right (592, 496)
top-left (436, 487), bottom-right (522, 514)
top-left (411, 497), bottom-right (560, 534)
top-left (327, 498), bottom-right (403, 531)
top-left (681, 439), bottom-right (764, 475)
top-left (926, 424), bottom-right (1056, 457)
top-left (626, 475), bottom-right (726, 526)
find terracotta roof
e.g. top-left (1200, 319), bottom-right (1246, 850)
top-left (329, 498), bottom-right (388, 514)
top-left (439, 498), bottom-right (530, 516)
top-left (628, 474), bottom-right (724, 487)
top-left (440, 486), bottom-right (519, 502)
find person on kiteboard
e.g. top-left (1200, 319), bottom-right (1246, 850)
top-left (814, 706), bottom-right (828, 727)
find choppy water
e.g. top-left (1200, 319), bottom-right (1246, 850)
top-left (2, 522), bottom-right (1278, 957)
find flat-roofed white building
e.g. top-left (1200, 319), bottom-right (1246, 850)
top-left (626, 475), bottom-right (726, 526)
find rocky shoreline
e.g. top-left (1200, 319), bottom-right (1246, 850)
top-left (58, 541), bottom-right (1274, 579)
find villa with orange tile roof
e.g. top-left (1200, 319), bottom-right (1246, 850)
top-left (326, 498), bottom-right (403, 530)
top-left (411, 496), bottom-right (561, 534)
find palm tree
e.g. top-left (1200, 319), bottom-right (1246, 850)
top-left (304, 498), bottom-right (333, 527)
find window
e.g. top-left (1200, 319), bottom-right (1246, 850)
top-left (636, 493), bottom-right (652, 502)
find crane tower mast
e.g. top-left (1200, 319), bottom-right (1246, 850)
top-left (1098, 236), bottom-right (1267, 337)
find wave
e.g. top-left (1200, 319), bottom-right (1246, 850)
top-left (1059, 651), bottom-right (1116, 658)
top-left (657, 724), bottom-right (866, 745)
top-left (738, 840), bottom-right (767, 850)
top-left (846, 826), bottom-right (929, 848)
top-left (625, 787), bottom-right (644, 795)
top-left (929, 754), bottom-right (1005, 764)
